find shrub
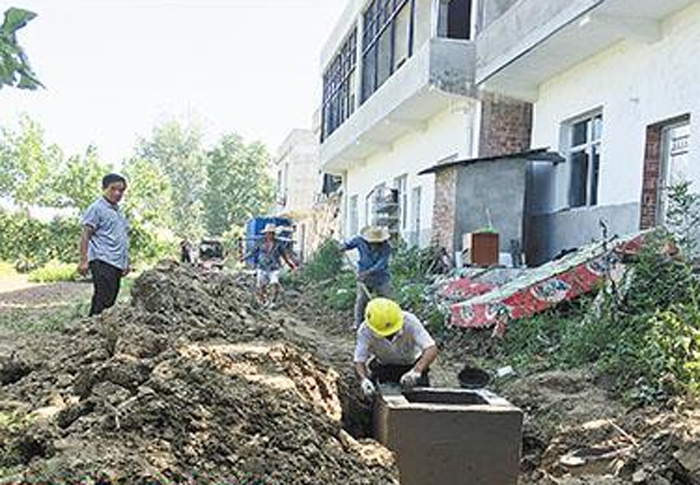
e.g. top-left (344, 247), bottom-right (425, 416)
top-left (498, 231), bottom-right (700, 403)
top-left (28, 261), bottom-right (79, 283)
top-left (299, 239), bottom-right (344, 283)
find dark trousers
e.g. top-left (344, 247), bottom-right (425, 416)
top-left (89, 260), bottom-right (122, 316)
top-left (368, 359), bottom-right (430, 387)
top-left (354, 280), bottom-right (393, 327)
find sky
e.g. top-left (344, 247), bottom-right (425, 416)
top-left (0, 0), bottom-right (346, 164)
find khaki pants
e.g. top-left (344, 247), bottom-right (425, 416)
top-left (354, 280), bottom-right (392, 328)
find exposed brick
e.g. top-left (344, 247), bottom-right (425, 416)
top-left (640, 124), bottom-right (662, 229)
top-left (432, 169), bottom-right (458, 254)
top-left (479, 92), bottom-right (533, 158)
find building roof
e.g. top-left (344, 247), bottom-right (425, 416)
top-left (418, 148), bottom-right (564, 175)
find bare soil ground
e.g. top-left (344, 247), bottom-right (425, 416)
top-left (1, 264), bottom-right (699, 484)
top-left (0, 262), bottom-right (397, 484)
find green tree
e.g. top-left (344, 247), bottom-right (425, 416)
top-left (0, 7), bottom-right (42, 90)
top-left (0, 115), bottom-right (62, 208)
top-left (52, 144), bottom-right (112, 213)
top-left (136, 120), bottom-right (207, 239)
top-left (122, 156), bottom-right (174, 231)
top-left (203, 134), bottom-right (274, 236)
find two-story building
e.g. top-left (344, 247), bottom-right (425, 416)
top-left (477, 0), bottom-right (699, 261)
top-left (320, 0), bottom-right (699, 263)
top-left (319, 0), bottom-right (483, 247)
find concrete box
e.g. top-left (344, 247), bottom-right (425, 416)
top-left (373, 387), bottom-right (522, 485)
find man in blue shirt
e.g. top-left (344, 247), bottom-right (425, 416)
top-left (78, 173), bottom-right (130, 316)
top-left (341, 225), bottom-right (393, 328)
top-left (246, 223), bottom-right (297, 306)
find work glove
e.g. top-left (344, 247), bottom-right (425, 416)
top-left (400, 369), bottom-right (422, 390)
top-left (360, 378), bottom-right (376, 398)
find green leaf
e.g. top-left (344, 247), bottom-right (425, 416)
top-left (2, 7), bottom-right (37, 35)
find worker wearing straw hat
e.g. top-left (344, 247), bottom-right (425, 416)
top-left (340, 225), bottom-right (393, 329)
top-left (246, 223), bottom-right (297, 306)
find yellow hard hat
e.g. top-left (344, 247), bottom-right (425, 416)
top-left (365, 298), bottom-right (404, 337)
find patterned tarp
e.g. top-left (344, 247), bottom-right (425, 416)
top-left (450, 232), bottom-right (647, 333)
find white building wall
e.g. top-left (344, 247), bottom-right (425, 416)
top-left (275, 130), bottom-right (319, 216)
top-left (344, 105), bottom-right (476, 245)
top-left (532, 2), bottom-right (700, 213)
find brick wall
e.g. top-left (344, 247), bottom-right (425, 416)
top-left (432, 168), bottom-right (458, 254)
top-left (430, 92), bottom-right (532, 255)
top-left (478, 92), bottom-right (533, 157)
top-left (640, 125), bottom-right (662, 229)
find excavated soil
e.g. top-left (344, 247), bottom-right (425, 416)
top-left (3, 261), bottom-right (700, 485)
top-left (0, 261), bottom-right (397, 484)
top-left (501, 370), bottom-right (700, 485)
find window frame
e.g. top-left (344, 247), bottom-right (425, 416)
top-left (566, 111), bottom-right (603, 208)
top-left (361, 0), bottom-right (415, 103)
top-left (321, 28), bottom-right (358, 141)
top-left (410, 185), bottom-right (422, 246)
top-left (348, 194), bottom-right (359, 236)
top-left (394, 174), bottom-right (409, 231)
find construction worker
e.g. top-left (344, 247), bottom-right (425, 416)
top-left (354, 298), bottom-right (438, 398)
top-left (78, 173), bottom-right (130, 316)
top-left (341, 225), bottom-right (393, 329)
top-left (246, 223), bottom-right (297, 306)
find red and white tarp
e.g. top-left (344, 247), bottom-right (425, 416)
top-left (449, 233), bottom-right (647, 333)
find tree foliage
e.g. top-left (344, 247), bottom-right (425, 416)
top-left (136, 120), bottom-right (207, 239)
top-left (122, 156), bottom-right (174, 231)
top-left (0, 115), bottom-right (276, 268)
top-left (203, 134), bottom-right (274, 236)
top-left (0, 7), bottom-right (42, 90)
top-left (52, 145), bottom-right (112, 213)
top-left (0, 115), bottom-right (62, 207)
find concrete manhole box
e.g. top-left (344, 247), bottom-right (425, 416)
top-left (373, 387), bottom-right (522, 485)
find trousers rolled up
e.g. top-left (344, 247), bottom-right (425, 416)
top-left (354, 280), bottom-right (392, 327)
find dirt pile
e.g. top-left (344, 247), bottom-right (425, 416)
top-left (501, 370), bottom-right (700, 484)
top-left (0, 261), bottom-right (397, 484)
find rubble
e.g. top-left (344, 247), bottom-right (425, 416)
top-left (503, 370), bottom-right (700, 485)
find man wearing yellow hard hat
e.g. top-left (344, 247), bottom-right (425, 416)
top-left (354, 298), bottom-right (439, 397)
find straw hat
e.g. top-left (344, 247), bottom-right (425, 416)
top-left (263, 223), bottom-right (277, 234)
top-left (360, 226), bottom-right (390, 243)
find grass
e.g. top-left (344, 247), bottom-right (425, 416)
top-left (0, 299), bottom-right (90, 333)
top-left (0, 261), bottom-right (17, 278)
top-left (27, 261), bottom-right (78, 283)
top-left (0, 274), bottom-right (136, 334)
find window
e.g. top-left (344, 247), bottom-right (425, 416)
top-left (659, 120), bottom-right (691, 222)
top-left (349, 195), bottom-right (359, 236)
top-left (567, 112), bottom-right (602, 208)
top-left (322, 29), bottom-right (357, 141)
top-left (411, 186), bottom-right (422, 246)
top-left (394, 175), bottom-right (408, 231)
top-left (438, 0), bottom-right (474, 40)
top-left (361, 0), bottom-right (414, 103)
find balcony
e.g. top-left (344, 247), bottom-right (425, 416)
top-left (320, 37), bottom-right (476, 174)
top-left (476, 0), bottom-right (696, 100)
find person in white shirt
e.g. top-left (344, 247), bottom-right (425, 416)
top-left (354, 298), bottom-right (438, 397)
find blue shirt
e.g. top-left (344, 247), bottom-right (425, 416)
top-left (81, 197), bottom-right (130, 271)
top-left (251, 238), bottom-right (290, 271)
top-left (343, 237), bottom-right (391, 287)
